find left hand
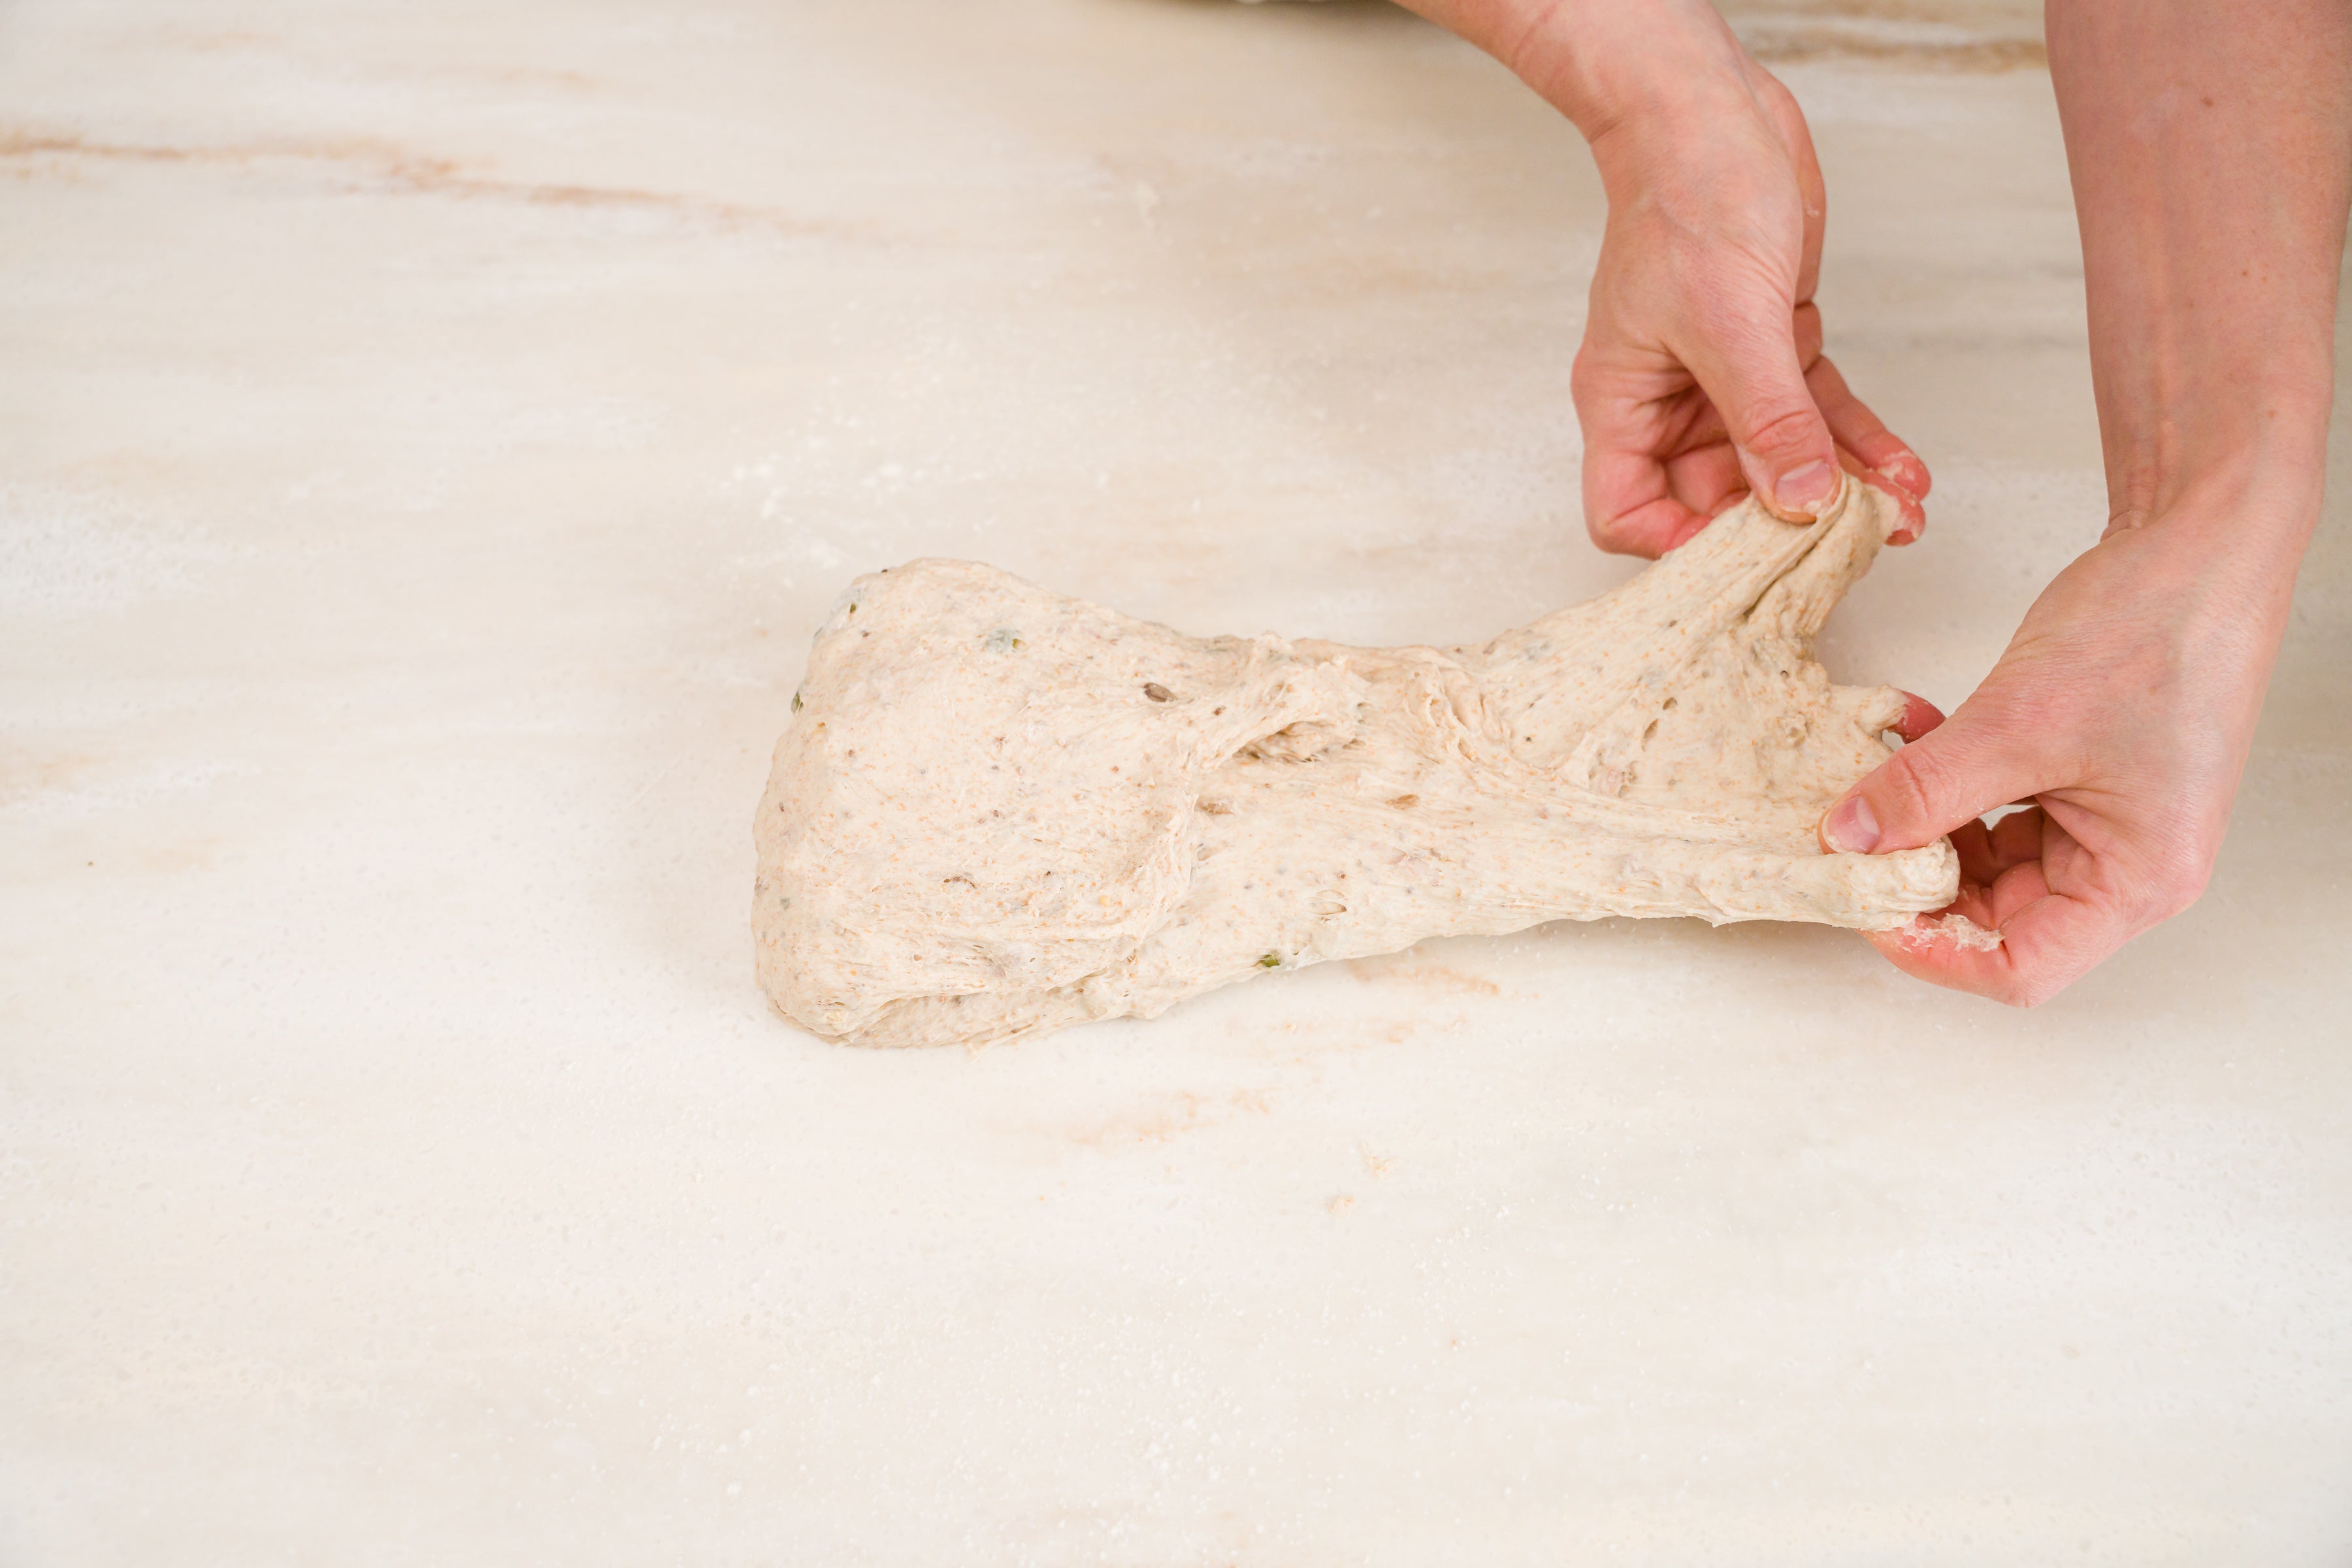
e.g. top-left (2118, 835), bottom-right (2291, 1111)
top-left (1571, 56), bottom-right (1932, 556)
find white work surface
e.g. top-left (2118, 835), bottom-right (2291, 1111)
top-left (5, 1), bottom-right (2350, 1561)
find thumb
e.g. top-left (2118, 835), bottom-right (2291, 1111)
top-left (1820, 705), bottom-right (2045, 857)
top-left (1680, 313), bottom-right (1840, 521)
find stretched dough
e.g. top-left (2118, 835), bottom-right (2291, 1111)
top-left (755, 479), bottom-right (1957, 1047)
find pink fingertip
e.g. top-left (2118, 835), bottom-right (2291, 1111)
top-left (1876, 451), bottom-right (1931, 499)
top-left (1892, 692), bottom-right (1946, 743)
top-left (1877, 482), bottom-right (1928, 544)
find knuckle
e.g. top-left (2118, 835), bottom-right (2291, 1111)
top-left (1736, 399), bottom-right (1825, 462)
top-left (1999, 988), bottom-right (2045, 1011)
top-left (1750, 68), bottom-right (1800, 116)
top-left (1584, 506), bottom-right (1633, 553)
top-left (2153, 875), bottom-right (2208, 924)
top-left (1869, 745), bottom-right (1951, 841)
top-left (1587, 520), bottom-right (1648, 559)
top-left (1569, 350), bottom-right (1603, 408)
top-left (2004, 971), bottom-right (2061, 1009)
top-left (2139, 841), bottom-right (2215, 924)
top-left (1986, 955), bottom-right (2070, 1009)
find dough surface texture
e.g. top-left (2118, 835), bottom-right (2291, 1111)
top-left (755, 480), bottom-right (1957, 1047)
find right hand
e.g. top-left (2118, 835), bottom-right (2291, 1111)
top-left (1571, 53), bottom-right (1931, 555)
top-left (1821, 465), bottom-right (2310, 1004)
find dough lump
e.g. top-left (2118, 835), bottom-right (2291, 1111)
top-left (755, 479), bottom-right (1957, 1047)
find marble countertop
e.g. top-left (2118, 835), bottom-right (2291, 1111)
top-left (5, 1), bottom-right (2349, 1561)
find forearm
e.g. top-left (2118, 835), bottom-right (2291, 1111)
top-left (1392, 0), bottom-right (1761, 184)
top-left (2048, 0), bottom-right (2352, 546)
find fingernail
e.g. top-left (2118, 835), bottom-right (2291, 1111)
top-left (1822, 792), bottom-right (1880, 854)
top-left (1773, 460), bottom-right (1838, 516)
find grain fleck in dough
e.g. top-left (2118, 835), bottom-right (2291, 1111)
top-left (755, 479), bottom-right (1959, 1047)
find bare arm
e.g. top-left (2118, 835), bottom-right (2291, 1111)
top-left (2054, 0), bottom-right (2348, 533)
top-left (1823, 0), bottom-right (2352, 1001)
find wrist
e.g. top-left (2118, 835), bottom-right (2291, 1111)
top-left (2103, 385), bottom-right (2334, 548)
top-left (1503, 0), bottom-right (1759, 159)
top-left (1401, 0), bottom-right (1788, 213)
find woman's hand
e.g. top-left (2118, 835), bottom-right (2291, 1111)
top-left (1403, 0), bottom-right (2347, 1004)
top-left (1821, 466), bottom-right (2315, 1004)
top-left (1395, 0), bottom-right (1930, 557)
top-left (1574, 60), bottom-right (1928, 555)
top-left (1825, 0), bottom-right (2349, 1005)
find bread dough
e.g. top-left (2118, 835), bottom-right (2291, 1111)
top-left (754, 478), bottom-right (1959, 1047)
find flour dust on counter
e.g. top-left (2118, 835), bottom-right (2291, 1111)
top-left (755, 478), bottom-right (1982, 1047)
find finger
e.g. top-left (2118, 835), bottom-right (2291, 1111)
top-left (1652, 428), bottom-right (1923, 536)
top-left (1986, 805), bottom-right (2048, 873)
top-left (1617, 437), bottom-right (1910, 545)
top-left (1792, 301), bottom-right (1825, 365)
top-left (1674, 304), bottom-right (1841, 523)
top-left (1662, 441), bottom-right (1747, 523)
top-left (1819, 703), bottom-right (2048, 857)
top-left (1865, 879), bottom-right (2127, 1006)
top-left (1948, 819), bottom-right (2002, 887)
top-left (1586, 488), bottom-right (1711, 559)
top-left (1573, 395), bottom-right (1695, 558)
top-left (1791, 306), bottom-right (1932, 504)
top-left (1810, 355), bottom-right (1933, 506)
top-left (1889, 691), bottom-right (1946, 743)
top-left (1572, 348), bottom-right (1718, 557)
top-left (1840, 449), bottom-right (1929, 543)
top-left (1881, 800), bottom-right (2057, 938)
